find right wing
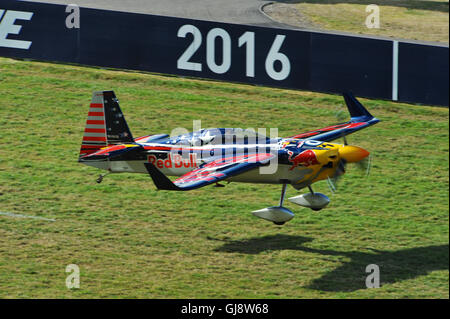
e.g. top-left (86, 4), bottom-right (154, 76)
top-left (289, 92), bottom-right (380, 142)
top-left (145, 153), bottom-right (275, 191)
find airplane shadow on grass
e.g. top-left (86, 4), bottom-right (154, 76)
top-left (210, 234), bottom-right (449, 292)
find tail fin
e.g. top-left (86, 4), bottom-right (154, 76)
top-left (79, 91), bottom-right (134, 157)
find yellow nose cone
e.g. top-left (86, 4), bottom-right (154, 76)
top-left (339, 145), bottom-right (369, 163)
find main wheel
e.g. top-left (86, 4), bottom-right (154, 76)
top-left (273, 221), bottom-right (285, 225)
top-left (311, 208), bottom-right (322, 211)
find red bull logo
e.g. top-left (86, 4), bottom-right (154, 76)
top-left (287, 150), bottom-right (319, 170)
top-left (148, 153), bottom-right (198, 169)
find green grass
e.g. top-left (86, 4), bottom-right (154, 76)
top-left (274, 0), bottom-right (449, 43)
top-left (0, 57), bottom-right (448, 298)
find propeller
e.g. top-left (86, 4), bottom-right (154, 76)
top-left (324, 108), bottom-right (373, 193)
top-left (356, 154), bottom-right (372, 177)
top-left (326, 158), bottom-right (346, 194)
top-left (326, 146), bottom-right (372, 194)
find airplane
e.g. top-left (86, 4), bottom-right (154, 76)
top-left (79, 90), bottom-right (379, 225)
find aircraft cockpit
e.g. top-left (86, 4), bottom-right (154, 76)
top-left (168, 128), bottom-right (275, 146)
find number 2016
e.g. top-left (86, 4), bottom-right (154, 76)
top-left (177, 24), bottom-right (291, 81)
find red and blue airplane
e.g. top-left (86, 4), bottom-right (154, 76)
top-left (79, 91), bottom-right (379, 225)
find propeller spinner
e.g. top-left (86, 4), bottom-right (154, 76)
top-left (327, 144), bottom-right (371, 193)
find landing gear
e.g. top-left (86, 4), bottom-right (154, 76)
top-left (252, 182), bottom-right (295, 225)
top-left (288, 185), bottom-right (330, 211)
top-left (96, 171), bottom-right (110, 184)
top-left (213, 182), bottom-right (225, 187)
top-left (308, 186), bottom-right (323, 210)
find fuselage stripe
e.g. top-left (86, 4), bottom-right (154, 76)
top-left (83, 132), bottom-right (106, 137)
top-left (88, 111), bottom-right (104, 117)
top-left (81, 145), bottom-right (106, 149)
top-left (83, 136), bottom-right (107, 141)
top-left (80, 150), bottom-right (98, 154)
top-left (86, 120), bottom-right (105, 125)
top-left (87, 116), bottom-right (104, 121)
top-left (84, 128), bottom-right (106, 133)
top-left (85, 124), bottom-right (106, 129)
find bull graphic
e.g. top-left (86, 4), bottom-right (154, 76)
top-left (287, 150), bottom-right (319, 170)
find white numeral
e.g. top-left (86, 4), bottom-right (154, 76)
top-left (238, 31), bottom-right (255, 77)
top-left (206, 28), bottom-right (231, 74)
top-left (265, 35), bottom-right (290, 81)
top-left (177, 24), bottom-right (202, 71)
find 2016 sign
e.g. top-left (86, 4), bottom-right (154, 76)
top-left (177, 24), bottom-right (291, 81)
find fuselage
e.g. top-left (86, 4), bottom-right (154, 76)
top-left (78, 129), bottom-right (354, 189)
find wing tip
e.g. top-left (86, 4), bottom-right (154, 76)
top-left (342, 91), bottom-right (374, 121)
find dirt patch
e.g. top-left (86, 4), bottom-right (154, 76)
top-left (262, 1), bottom-right (449, 43)
top-left (262, 2), bottom-right (319, 30)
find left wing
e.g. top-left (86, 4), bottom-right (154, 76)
top-left (145, 153), bottom-right (275, 191)
top-left (289, 92), bottom-right (379, 142)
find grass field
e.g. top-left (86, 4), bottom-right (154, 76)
top-left (0, 57), bottom-right (448, 298)
top-left (269, 0), bottom-right (449, 43)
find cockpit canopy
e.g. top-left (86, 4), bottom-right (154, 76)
top-left (166, 128), bottom-right (274, 146)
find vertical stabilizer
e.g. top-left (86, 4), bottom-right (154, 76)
top-left (79, 91), bottom-right (134, 158)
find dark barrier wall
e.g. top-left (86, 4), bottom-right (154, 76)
top-left (398, 43), bottom-right (449, 105)
top-left (309, 33), bottom-right (393, 100)
top-left (0, 0), bottom-right (448, 106)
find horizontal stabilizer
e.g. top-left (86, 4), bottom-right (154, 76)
top-left (144, 163), bottom-right (182, 191)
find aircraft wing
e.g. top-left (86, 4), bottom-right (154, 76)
top-left (289, 92), bottom-right (380, 142)
top-left (144, 153), bottom-right (275, 191)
